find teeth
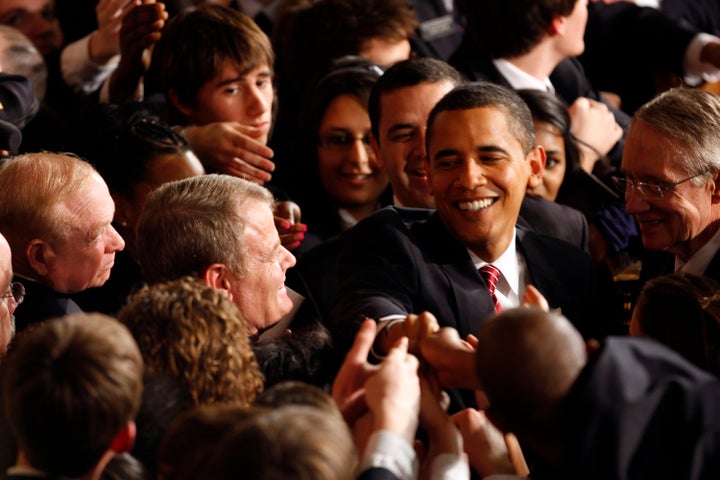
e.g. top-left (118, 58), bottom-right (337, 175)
top-left (458, 199), bottom-right (494, 211)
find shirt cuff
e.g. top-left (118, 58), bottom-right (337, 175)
top-left (61, 34), bottom-right (119, 95)
top-left (357, 430), bottom-right (419, 480)
top-left (370, 316), bottom-right (406, 360)
top-left (429, 453), bottom-right (470, 480)
top-left (683, 33), bottom-right (720, 85)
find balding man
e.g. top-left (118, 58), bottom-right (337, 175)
top-left (0, 153), bottom-right (125, 331)
top-left (473, 308), bottom-right (720, 479)
top-left (0, 232), bottom-right (20, 354)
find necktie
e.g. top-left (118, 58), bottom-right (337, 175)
top-left (479, 264), bottom-right (502, 312)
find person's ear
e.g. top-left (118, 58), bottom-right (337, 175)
top-left (710, 170), bottom-right (720, 204)
top-left (112, 193), bottom-right (134, 229)
top-left (549, 14), bottom-right (567, 37)
top-left (527, 146), bottom-right (545, 189)
top-left (25, 239), bottom-right (52, 277)
top-left (203, 263), bottom-right (232, 298)
top-left (370, 133), bottom-right (384, 168)
top-left (168, 88), bottom-right (193, 118)
top-left (109, 421), bottom-right (136, 454)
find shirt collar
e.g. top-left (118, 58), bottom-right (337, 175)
top-left (676, 225), bottom-right (720, 275)
top-left (493, 58), bottom-right (555, 94)
top-left (467, 229), bottom-right (521, 298)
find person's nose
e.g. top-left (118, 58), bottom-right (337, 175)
top-left (624, 186), bottom-right (650, 214)
top-left (346, 138), bottom-right (373, 173)
top-left (455, 159), bottom-right (486, 190)
top-left (106, 225), bottom-right (126, 252)
top-left (246, 84), bottom-right (272, 118)
top-left (280, 246), bottom-right (296, 271)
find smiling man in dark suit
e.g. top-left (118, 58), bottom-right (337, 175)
top-left (333, 82), bottom-right (599, 368)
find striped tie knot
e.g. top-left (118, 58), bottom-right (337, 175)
top-left (479, 264), bottom-right (502, 312)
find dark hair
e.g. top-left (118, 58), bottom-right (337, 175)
top-left (517, 89), bottom-right (580, 184)
top-left (369, 57), bottom-right (464, 140)
top-left (457, 0), bottom-right (576, 58)
top-left (76, 103), bottom-right (189, 198)
top-left (284, 0), bottom-right (417, 104)
top-left (426, 82), bottom-right (535, 155)
top-left (635, 273), bottom-right (720, 376)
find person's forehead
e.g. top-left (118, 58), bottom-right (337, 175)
top-left (0, 0), bottom-right (52, 14)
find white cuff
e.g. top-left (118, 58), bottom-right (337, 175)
top-left (683, 33), bottom-right (720, 85)
top-left (429, 453), bottom-right (470, 480)
top-left (357, 430), bottom-right (419, 480)
top-left (61, 34), bottom-right (119, 95)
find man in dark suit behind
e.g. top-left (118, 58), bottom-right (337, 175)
top-left (451, 0), bottom-right (626, 169)
top-left (332, 82), bottom-right (600, 363)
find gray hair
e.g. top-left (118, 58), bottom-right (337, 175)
top-left (633, 88), bottom-right (720, 184)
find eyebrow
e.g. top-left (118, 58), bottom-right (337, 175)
top-left (433, 145), bottom-right (509, 160)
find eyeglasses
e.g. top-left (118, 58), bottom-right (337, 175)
top-left (318, 133), bottom-right (372, 151)
top-left (1, 282), bottom-right (24, 305)
top-left (611, 171), bottom-right (710, 200)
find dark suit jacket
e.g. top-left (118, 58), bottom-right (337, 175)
top-left (449, 38), bottom-right (629, 166)
top-left (12, 276), bottom-right (82, 333)
top-left (581, 2), bottom-right (699, 114)
top-left (332, 206), bottom-right (598, 352)
top-left (519, 194), bottom-right (589, 253)
top-left (410, 0), bottom-right (463, 61)
top-left (536, 337), bottom-right (720, 480)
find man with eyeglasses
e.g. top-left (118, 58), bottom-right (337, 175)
top-left (0, 232), bottom-right (21, 355)
top-left (618, 87), bottom-right (720, 280)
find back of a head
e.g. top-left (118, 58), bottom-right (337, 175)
top-left (475, 308), bottom-right (586, 429)
top-left (148, 4), bottom-right (273, 115)
top-left (199, 405), bottom-right (356, 480)
top-left (158, 404), bottom-right (263, 480)
top-left (254, 381), bottom-right (341, 420)
top-left (631, 87), bottom-right (720, 176)
top-left (634, 273), bottom-right (720, 376)
top-left (0, 152), bottom-right (96, 262)
top-left (117, 276), bottom-right (264, 406)
top-left (136, 174), bottom-right (273, 283)
top-left (369, 57), bottom-right (464, 140)
top-left (426, 82), bottom-right (535, 156)
top-left (457, 0), bottom-right (576, 58)
top-left (2, 313), bottom-right (143, 477)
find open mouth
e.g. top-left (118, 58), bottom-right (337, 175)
top-left (457, 198), bottom-right (497, 211)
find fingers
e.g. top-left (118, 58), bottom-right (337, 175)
top-left (347, 319), bottom-right (377, 366)
top-left (522, 284), bottom-right (550, 311)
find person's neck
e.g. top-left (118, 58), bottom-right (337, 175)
top-left (505, 41), bottom-right (564, 82)
top-left (15, 450), bottom-right (109, 480)
top-left (673, 219), bottom-right (720, 263)
top-left (343, 202), bottom-right (379, 224)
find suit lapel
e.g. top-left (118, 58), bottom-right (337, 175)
top-left (415, 214), bottom-right (496, 337)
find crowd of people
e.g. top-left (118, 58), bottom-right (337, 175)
top-left (0, 0), bottom-right (719, 479)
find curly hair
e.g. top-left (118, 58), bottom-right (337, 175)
top-left (117, 277), bottom-right (264, 406)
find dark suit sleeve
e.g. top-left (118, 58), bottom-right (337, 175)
top-left (331, 209), bottom-right (422, 351)
top-left (356, 468), bottom-right (401, 480)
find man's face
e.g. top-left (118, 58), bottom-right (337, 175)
top-left (0, 0), bottom-right (63, 56)
top-left (427, 106), bottom-right (541, 262)
top-left (622, 120), bottom-right (718, 259)
top-left (43, 173), bottom-right (125, 293)
top-left (374, 80), bottom-right (455, 208)
top-left (227, 199), bottom-right (296, 336)
top-left (558, 0), bottom-right (588, 59)
top-left (0, 234), bottom-right (15, 355)
top-left (182, 59), bottom-right (274, 145)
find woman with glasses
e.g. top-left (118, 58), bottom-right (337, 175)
top-left (289, 57), bottom-right (391, 247)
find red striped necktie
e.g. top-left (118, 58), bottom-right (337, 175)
top-left (479, 264), bottom-right (502, 312)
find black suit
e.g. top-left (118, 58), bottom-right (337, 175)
top-left (581, 2), bottom-right (699, 114)
top-left (449, 38), bottom-right (629, 166)
top-left (410, 0), bottom-right (464, 61)
top-left (332, 206), bottom-right (598, 352)
top-left (12, 277), bottom-right (82, 333)
top-left (535, 337), bottom-right (720, 480)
